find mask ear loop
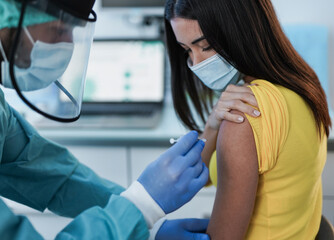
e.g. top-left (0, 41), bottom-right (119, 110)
top-left (0, 40), bottom-right (9, 85)
top-left (23, 27), bottom-right (35, 46)
top-left (0, 40), bottom-right (8, 63)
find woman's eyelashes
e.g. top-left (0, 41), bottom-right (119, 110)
top-left (183, 46), bottom-right (212, 54)
top-left (202, 46), bottom-right (212, 52)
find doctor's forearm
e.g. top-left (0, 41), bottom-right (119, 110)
top-left (47, 163), bottom-right (125, 218)
top-left (0, 195), bottom-right (149, 240)
top-left (55, 195), bottom-right (149, 240)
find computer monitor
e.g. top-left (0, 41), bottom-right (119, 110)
top-left (102, 0), bottom-right (165, 7)
top-left (81, 39), bottom-right (166, 114)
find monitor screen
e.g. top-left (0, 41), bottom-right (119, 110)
top-left (102, 0), bottom-right (165, 7)
top-left (83, 40), bottom-right (165, 103)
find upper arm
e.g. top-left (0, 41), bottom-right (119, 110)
top-left (207, 110), bottom-right (259, 240)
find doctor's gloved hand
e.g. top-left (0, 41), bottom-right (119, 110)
top-left (155, 219), bottom-right (210, 240)
top-left (138, 131), bottom-right (209, 214)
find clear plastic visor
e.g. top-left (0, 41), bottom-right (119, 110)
top-left (7, 0), bottom-right (95, 122)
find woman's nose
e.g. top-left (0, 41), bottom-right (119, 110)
top-left (192, 53), bottom-right (206, 66)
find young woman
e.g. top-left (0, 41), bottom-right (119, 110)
top-left (164, 0), bottom-right (331, 239)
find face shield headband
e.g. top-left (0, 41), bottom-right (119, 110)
top-left (8, 0), bottom-right (97, 122)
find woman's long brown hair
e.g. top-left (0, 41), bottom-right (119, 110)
top-left (165, 0), bottom-right (331, 137)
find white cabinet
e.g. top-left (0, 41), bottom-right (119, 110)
top-left (167, 195), bottom-right (215, 219)
top-left (25, 213), bottom-right (72, 240)
top-left (68, 146), bottom-right (128, 187)
top-left (130, 147), bottom-right (167, 182)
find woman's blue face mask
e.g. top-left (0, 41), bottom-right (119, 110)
top-left (187, 54), bottom-right (240, 92)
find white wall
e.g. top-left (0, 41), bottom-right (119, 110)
top-left (271, 0), bottom-right (334, 110)
top-left (93, 0), bottom-right (163, 38)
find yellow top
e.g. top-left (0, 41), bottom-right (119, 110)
top-left (209, 80), bottom-right (327, 240)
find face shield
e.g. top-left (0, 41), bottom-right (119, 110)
top-left (0, 0), bottom-right (96, 122)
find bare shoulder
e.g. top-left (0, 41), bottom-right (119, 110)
top-left (217, 110), bottom-right (258, 169)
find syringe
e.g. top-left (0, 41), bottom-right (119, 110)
top-left (169, 137), bottom-right (207, 145)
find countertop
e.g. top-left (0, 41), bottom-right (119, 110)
top-left (33, 103), bottom-right (188, 147)
top-left (31, 103), bottom-right (334, 150)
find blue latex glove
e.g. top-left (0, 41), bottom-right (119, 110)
top-left (156, 219), bottom-right (210, 240)
top-left (138, 131), bottom-right (209, 214)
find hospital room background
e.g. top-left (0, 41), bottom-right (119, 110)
top-left (1, 0), bottom-right (334, 239)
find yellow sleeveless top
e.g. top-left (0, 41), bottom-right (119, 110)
top-left (209, 80), bottom-right (327, 240)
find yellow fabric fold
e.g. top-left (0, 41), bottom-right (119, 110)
top-left (246, 80), bottom-right (289, 174)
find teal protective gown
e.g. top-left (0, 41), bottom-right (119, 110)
top-left (0, 89), bottom-right (149, 240)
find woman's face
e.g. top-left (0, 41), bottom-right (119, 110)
top-left (170, 17), bottom-right (216, 66)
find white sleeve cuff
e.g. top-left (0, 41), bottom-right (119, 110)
top-left (149, 218), bottom-right (167, 240)
top-left (121, 181), bottom-right (166, 229)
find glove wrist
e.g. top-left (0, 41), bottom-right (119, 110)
top-left (121, 181), bottom-right (166, 228)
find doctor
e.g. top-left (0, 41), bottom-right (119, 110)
top-left (0, 0), bottom-right (210, 239)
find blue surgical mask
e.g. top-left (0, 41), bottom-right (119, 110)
top-left (0, 27), bottom-right (74, 91)
top-left (187, 54), bottom-right (240, 91)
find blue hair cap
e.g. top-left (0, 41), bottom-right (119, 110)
top-left (0, 0), bottom-right (56, 30)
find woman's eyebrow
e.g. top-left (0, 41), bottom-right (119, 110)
top-left (191, 36), bottom-right (206, 45)
top-left (176, 36), bottom-right (206, 46)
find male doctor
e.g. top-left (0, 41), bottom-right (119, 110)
top-left (0, 0), bottom-right (210, 239)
